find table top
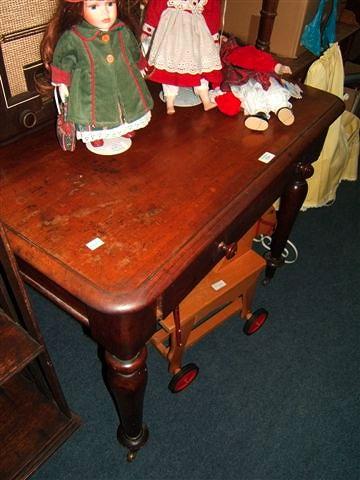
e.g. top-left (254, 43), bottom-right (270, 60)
top-left (0, 85), bottom-right (343, 317)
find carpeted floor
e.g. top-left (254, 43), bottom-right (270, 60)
top-left (30, 177), bottom-right (360, 480)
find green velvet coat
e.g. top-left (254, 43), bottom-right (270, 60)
top-left (52, 20), bottom-right (153, 128)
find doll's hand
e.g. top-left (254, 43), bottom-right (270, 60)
top-left (212, 32), bottom-right (220, 44)
top-left (58, 83), bottom-right (69, 103)
top-left (141, 23), bottom-right (155, 56)
top-left (275, 63), bottom-right (292, 75)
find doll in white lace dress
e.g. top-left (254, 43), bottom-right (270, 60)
top-left (220, 42), bottom-right (299, 131)
top-left (141, 0), bottom-right (223, 114)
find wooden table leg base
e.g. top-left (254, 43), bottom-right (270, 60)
top-left (263, 251), bottom-right (285, 284)
top-left (104, 348), bottom-right (149, 460)
top-left (117, 424), bottom-right (149, 460)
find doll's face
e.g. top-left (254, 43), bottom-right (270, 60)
top-left (83, 1), bottom-right (117, 31)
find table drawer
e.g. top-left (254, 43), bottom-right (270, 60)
top-left (159, 206), bottom-right (276, 320)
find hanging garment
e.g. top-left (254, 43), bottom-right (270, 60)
top-left (300, 0), bottom-right (338, 56)
top-left (321, 0), bottom-right (338, 51)
top-left (302, 43), bottom-right (359, 209)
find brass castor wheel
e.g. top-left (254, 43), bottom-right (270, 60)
top-left (118, 424), bottom-right (148, 462)
top-left (127, 450), bottom-right (137, 462)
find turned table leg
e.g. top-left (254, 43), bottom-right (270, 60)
top-left (256, 0), bottom-right (279, 52)
top-left (264, 162), bottom-right (314, 283)
top-left (104, 346), bottom-right (149, 461)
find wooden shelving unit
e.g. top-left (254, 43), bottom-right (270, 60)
top-left (0, 313), bottom-right (43, 383)
top-left (0, 223), bottom-right (81, 480)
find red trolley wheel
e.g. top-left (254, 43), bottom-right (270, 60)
top-left (168, 363), bottom-right (199, 393)
top-left (243, 308), bottom-right (268, 336)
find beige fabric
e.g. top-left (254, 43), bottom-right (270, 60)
top-left (302, 43), bottom-right (359, 210)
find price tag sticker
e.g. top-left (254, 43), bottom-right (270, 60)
top-left (211, 280), bottom-right (227, 291)
top-left (86, 237), bottom-right (104, 251)
top-left (258, 152), bottom-right (275, 164)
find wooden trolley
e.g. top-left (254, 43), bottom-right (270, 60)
top-left (150, 208), bottom-right (276, 392)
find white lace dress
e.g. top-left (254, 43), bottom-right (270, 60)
top-left (148, 0), bottom-right (222, 75)
top-left (231, 78), bottom-right (292, 118)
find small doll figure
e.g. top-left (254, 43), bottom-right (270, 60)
top-left (221, 43), bottom-right (299, 131)
top-left (141, 0), bottom-right (223, 114)
top-left (41, 0), bottom-right (153, 155)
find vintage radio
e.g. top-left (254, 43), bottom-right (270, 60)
top-left (0, 0), bottom-right (57, 145)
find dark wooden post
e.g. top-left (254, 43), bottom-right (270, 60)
top-left (255, 0), bottom-right (279, 51)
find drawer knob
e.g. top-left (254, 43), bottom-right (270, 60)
top-left (218, 241), bottom-right (237, 260)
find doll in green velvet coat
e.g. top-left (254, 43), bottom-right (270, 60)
top-left (41, 0), bottom-right (153, 155)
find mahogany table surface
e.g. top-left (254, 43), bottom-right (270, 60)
top-left (0, 85), bottom-right (343, 350)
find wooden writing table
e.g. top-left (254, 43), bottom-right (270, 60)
top-left (0, 84), bottom-right (343, 460)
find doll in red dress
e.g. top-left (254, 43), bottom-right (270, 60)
top-left (141, 0), bottom-right (223, 114)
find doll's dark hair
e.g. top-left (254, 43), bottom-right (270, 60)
top-left (38, 0), bottom-right (140, 95)
top-left (40, 1), bottom-right (83, 75)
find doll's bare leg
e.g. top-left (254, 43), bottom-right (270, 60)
top-left (194, 80), bottom-right (217, 111)
top-left (163, 84), bottom-right (179, 115)
top-left (276, 107), bottom-right (295, 126)
top-left (166, 96), bottom-right (176, 115)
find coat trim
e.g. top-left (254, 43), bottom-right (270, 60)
top-left (73, 30), bottom-right (97, 125)
top-left (117, 30), bottom-right (149, 111)
top-left (51, 64), bottom-right (72, 85)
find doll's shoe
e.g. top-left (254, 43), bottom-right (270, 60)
top-left (276, 107), bottom-right (294, 126)
top-left (123, 131), bottom-right (136, 139)
top-left (86, 137), bottom-right (132, 155)
top-left (91, 139), bottom-right (104, 147)
top-left (244, 113), bottom-right (269, 131)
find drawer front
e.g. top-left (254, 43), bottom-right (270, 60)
top-left (159, 208), bottom-right (271, 319)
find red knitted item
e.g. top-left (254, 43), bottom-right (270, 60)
top-left (215, 92), bottom-right (241, 116)
top-left (226, 45), bottom-right (276, 73)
